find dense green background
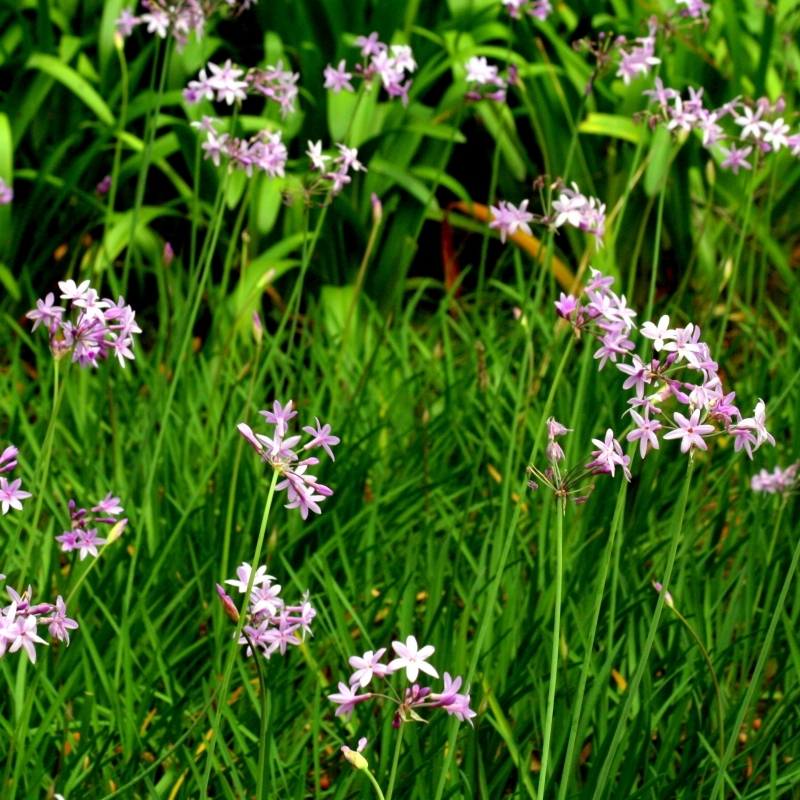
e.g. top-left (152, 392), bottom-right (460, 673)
top-left (2, 0), bottom-right (800, 798)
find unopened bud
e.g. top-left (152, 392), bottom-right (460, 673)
top-left (252, 311), bottom-right (263, 345)
top-left (163, 242), bottom-right (174, 266)
top-left (371, 192), bottom-right (382, 225)
top-left (107, 518), bottom-right (128, 543)
top-left (342, 747), bottom-right (368, 771)
top-left (652, 581), bottom-right (674, 608)
top-left (216, 584), bottom-right (240, 623)
top-left (113, 31), bottom-right (124, 50)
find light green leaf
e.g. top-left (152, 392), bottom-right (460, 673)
top-left (0, 264), bottom-right (20, 300)
top-left (370, 157), bottom-right (441, 210)
top-left (579, 112), bottom-right (642, 144)
top-left (26, 52), bottom-right (115, 127)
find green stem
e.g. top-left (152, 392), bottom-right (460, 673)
top-left (198, 469), bottom-right (280, 797)
top-left (121, 36), bottom-right (173, 292)
top-left (244, 631), bottom-right (270, 800)
top-left (364, 767), bottom-right (388, 800)
top-left (643, 184), bottom-right (667, 328)
top-left (384, 724), bottom-right (405, 800)
top-left (708, 502), bottom-right (800, 800)
top-left (671, 607), bottom-right (725, 762)
top-left (557, 478), bottom-right (627, 800)
top-left (715, 153), bottom-right (757, 356)
top-left (537, 497), bottom-right (565, 796)
top-left (433, 336), bottom-right (574, 800)
top-left (590, 457), bottom-right (695, 800)
top-left (221, 339), bottom-right (262, 582)
top-left (15, 358), bottom-right (70, 587)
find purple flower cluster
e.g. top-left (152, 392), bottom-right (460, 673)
top-left (306, 141), bottom-right (367, 195)
top-left (528, 417), bottom-right (629, 508)
top-left (556, 270), bottom-right (776, 460)
top-left (26, 280), bottom-right (141, 368)
top-left (554, 267), bottom-right (636, 370)
top-left (644, 84), bottom-right (800, 171)
top-left (323, 34), bottom-right (417, 106)
top-left (0, 580), bottom-right (78, 662)
top-left (328, 635), bottom-right (476, 727)
top-left (0, 177), bottom-right (12, 205)
top-left (115, 0), bottom-right (255, 50)
top-left (184, 59), bottom-right (299, 118)
top-left (216, 564), bottom-right (315, 659)
top-left (751, 464), bottom-right (798, 496)
top-left (464, 57), bottom-right (507, 103)
top-left (551, 182), bottom-right (607, 246)
top-left (192, 116), bottom-right (287, 178)
top-left (501, 0), bottom-right (552, 20)
top-left (238, 400), bottom-right (339, 519)
top-left (616, 17), bottom-right (660, 85)
top-left (675, 0), bottom-right (711, 18)
top-left (0, 446), bottom-right (31, 516)
top-left (55, 494), bottom-right (127, 561)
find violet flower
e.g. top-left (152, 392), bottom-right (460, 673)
top-left (238, 400), bottom-right (337, 519)
top-left (55, 495), bottom-right (126, 559)
top-left (0, 177), bottom-right (14, 205)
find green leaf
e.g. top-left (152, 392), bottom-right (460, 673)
top-left (26, 52), bottom-right (115, 127)
top-left (402, 122), bottom-right (466, 143)
top-left (0, 264), bottom-right (20, 300)
top-left (579, 112), bottom-right (642, 144)
top-left (370, 157), bottom-right (441, 210)
top-left (644, 125), bottom-right (672, 197)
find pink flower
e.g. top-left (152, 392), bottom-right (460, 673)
top-left (663, 409), bottom-right (715, 453)
top-left (626, 410), bottom-right (662, 459)
top-left (388, 635), bottom-right (439, 682)
top-left (323, 60), bottom-right (354, 94)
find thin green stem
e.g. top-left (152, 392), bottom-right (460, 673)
top-left (557, 478), bottom-right (627, 800)
top-left (537, 498), bottom-right (565, 796)
top-left (243, 631), bottom-right (270, 800)
top-left (708, 504), bottom-right (800, 800)
top-left (384, 724), bottom-right (405, 800)
top-left (715, 153), bottom-right (758, 356)
top-left (121, 36), bottom-right (173, 292)
top-left (199, 469), bottom-right (280, 797)
top-left (590, 457), bottom-right (695, 800)
top-left (643, 184), bottom-right (667, 329)
top-left (364, 767), bottom-right (388, 800)
top-left (671, 607), bottom-right (725, 762)
top-left (15, 359), bottom-right (70, 587)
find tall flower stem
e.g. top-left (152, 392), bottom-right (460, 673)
top-left (13, 359), bottom-right (70, 586)
top-left (670, 606), bottom-right (725, 760)
top-left (198, 469), bottom-right (280, 797)
top-left (433, 335), bottom-right (575, 800)
top-left (121, 37), bottom-right (173, 292)
top-left (243, 631), bottom-right (271, 800)
top-left (364, 768), bottom-right (388, 800)
top-left (537, 498), bottom-right (565, 796)
top-left (590, 457), bottom-right (695, 800)
top-left (708, 505), bottom-right (800, 800)
top-left (384, 724), bottom-right (405, 800)
top-left (715, 152), bottom-right (757, 355)
top-left (557, 477), bottom-right (627, 800)
top-left (642, 184), bottom-right (667, 328)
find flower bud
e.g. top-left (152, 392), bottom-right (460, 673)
top-left (652, 580), bottom-right (674, 608)
top-left (163, 242), bottom-right (174, 266)
top-left (371, 192), bottom-right (382, 225)
top-left (342, 747), bottom-right (368, 771)
top-left (216, 584), bottom-right (240, 624)
top-left (106, 518), bottom-right (128, 543)
top-left (252, 311), bottom-right (263, 346)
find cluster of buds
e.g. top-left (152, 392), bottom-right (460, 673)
top-left (555, 267), bottom-right (636, 370)
top-left (26, 280), bottom-right (141, 369)
top-left (216, 564), bottom-right (315, 658)
top-left (489, 180), bottom-right (606, 250)
top-left (0, 445), bottom-right (31, 516)
top-left (55, 494), bottom-right (127, 561)
top-left (328, 635), bottom-right (476, 726)
top-left (751, 464), bottom-right (798, 497)
top-left (115, 0), bottom-right (256, 50)
top-left (238, 400), bottom-right (339, 519)
top-left (0, 177), bottom-right (12, 205)
top-left (0, 579), bottom-right (78, 663)
top-left (184, 59), bottom-right (300, 118)
top-left (464, 57), bottom-right (510, 103)
top-left (528, 417), bottom-right (630, 510)
top-left (643, 84), bottom-right (799, 172)
top-left (193, 117), bottom-right (288, 178)
top-left (323, 33), bottom-right (417, 106)
top-left (501, 0), bottom-right (552, 20)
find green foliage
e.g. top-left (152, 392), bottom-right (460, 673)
top-left (1, 0), bottom-right (800, 798)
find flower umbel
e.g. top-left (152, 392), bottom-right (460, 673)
top-left (238, 401), bottom-right (337, 519)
